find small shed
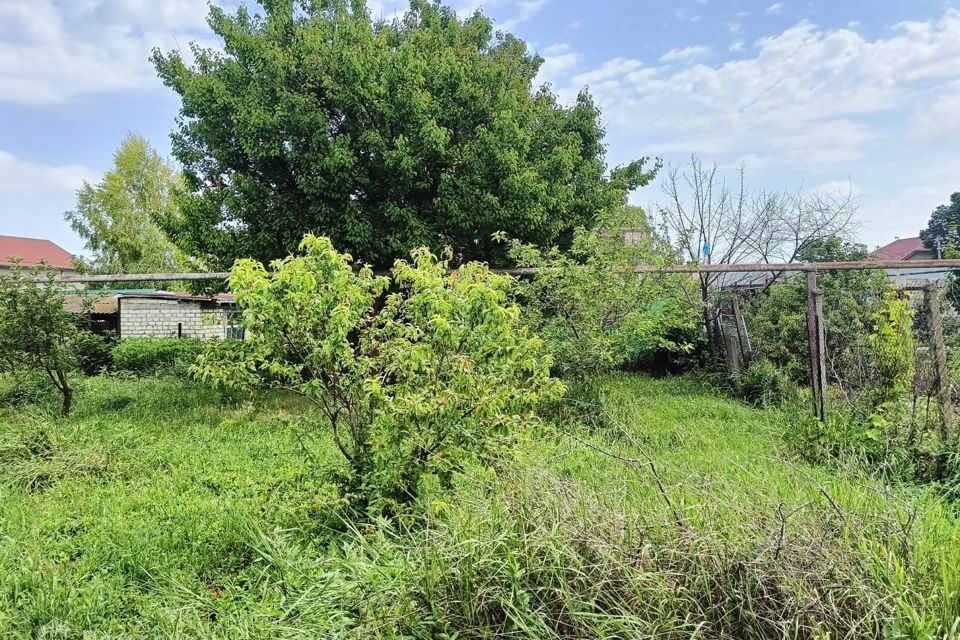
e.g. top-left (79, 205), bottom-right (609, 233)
top-left (63, 293), bottom-right (121, 334)
top-left (118, 292), bottom-right (239, 341)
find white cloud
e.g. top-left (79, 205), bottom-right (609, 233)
top-left (0, 150), bottom-right (96, 253)
top-left (454, 0), bottom-right (549, 29)
top-left (659, 45), bottom-right (711, 64)
top-left (499, 0), bottom-right (549, 29)
top-left (766, 3), bottom-right (786, 14)
top-left (729, 40), bottom-right (746, 52)
top-left (572, 57), bottom-right (645, 86)
top-left (556, 10), bottom-right (960, 173)
top-left (535, 43), bottom-right (580, 85)
top-left (674, 8), bottom-right (702, 22)
top-left (0, 0), bottom-right (219, 105)
top-left (0, 0), bottom-right (553, 106)
top-left (0, 150), bottom-right (95, 195)
top-left (909, 80), bottom-right (960, 141)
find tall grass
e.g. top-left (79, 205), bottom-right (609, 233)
top-left (1, 373), bottom-right (959, 637)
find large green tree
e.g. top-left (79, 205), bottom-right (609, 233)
top-left (920, 190), bottom-right (960, 255)
top-left (64, 134), bottom-right (191, 275)
top-left (151, 0), bottom-right (653, 269)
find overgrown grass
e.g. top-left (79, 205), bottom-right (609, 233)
top-left (1, 374), bottom-right (959, 638)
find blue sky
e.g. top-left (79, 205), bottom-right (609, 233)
top-left (2, 0), bottom-right (960, 256)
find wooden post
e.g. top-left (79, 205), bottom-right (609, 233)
top-left (924, 283), bottom-right (954, 440)
top-left (806, 269), bottom-right (827, 420)
top-left (731, 296), bottom-right (753, 365)
top-left (720, 304), bottom-right (743, 380)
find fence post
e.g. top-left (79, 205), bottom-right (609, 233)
top-left (923, 282), bottom-right (954, 440)
top-left (731, 296), bottom-right (753, 365)
top-left (806, 268), bottom-right (827, 420)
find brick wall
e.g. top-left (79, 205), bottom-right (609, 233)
top-left (119, 298), bottom-right (227, 340)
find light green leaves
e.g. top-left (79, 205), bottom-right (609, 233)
top-left (194, 235), bottom-right (562, 516)
top-left (64, 134), bottom-right (191, 277)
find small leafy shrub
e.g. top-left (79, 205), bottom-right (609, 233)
top-left (0, 264), bottom-right (78, 415)
top-left (193, 235), bottom-right (563, 516)
top-left (737, 359), bottom-right (796, 407)
top-left (74, 330), bottom-right (115, 376)
top-left (112, 338), bottom-right (204, 376)
top-left (503, 218), bottom-right (699, 382)
top-left (785, 410), bottom-right (886, 467)
top-left (867, 288), bottom-right (915, 404)
top-left (745, 238), bottom-right (890, 396)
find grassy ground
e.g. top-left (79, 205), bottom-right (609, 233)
top-left (1, 374), bottom-right (958, 638)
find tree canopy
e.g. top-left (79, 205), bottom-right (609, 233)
top-left (152, 0), bottom-right (654, 269)
top-left (64, 134), bottom-right (191, 276)
top-left (920, 190), bottom-right (960, 255)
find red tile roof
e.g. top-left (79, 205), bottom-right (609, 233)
top-left (0, 235), bottom-right (75, 269)
top-left (870, 237), bottom-right (926, 262)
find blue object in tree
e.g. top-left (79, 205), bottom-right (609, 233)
top-left (702, 243), bottom-right (711, 258)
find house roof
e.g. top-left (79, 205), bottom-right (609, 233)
top-left (870, 237), bottom-right (927, 262)
top-left (63, 294), bottom-right (120, 315)
top-left (0, 234), bottom-right (75, 269)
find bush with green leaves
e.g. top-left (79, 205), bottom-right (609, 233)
top-left (0, 264), bottom-right (78, 415)
top-left (193, 235), bottom-right (562, 516)
top-left (868, 288), bottom-right (914, 404)
top-left (745, 238), bottom-right (891, 398)
top-left (74, 331), bottom-right (115, 376)
top-left (504, 219), bottom-right (700, 381)
top-left (111, 338), bottom-right (204, 377)
top-left (737, 358), bottom-right (798, 407)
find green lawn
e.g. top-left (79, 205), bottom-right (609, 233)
top-left (1, 374), bottom-right (958, 638)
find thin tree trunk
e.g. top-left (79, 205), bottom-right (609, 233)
top-left (55, 368), bottom-right (72, 416)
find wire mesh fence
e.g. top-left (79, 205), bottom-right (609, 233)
top-left (710, 265), bottom-right (960, 446)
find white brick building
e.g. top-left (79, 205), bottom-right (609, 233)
top-left (118, 293), bottom-right (240, 340)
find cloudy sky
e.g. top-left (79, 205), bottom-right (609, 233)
top-left (2, 0), bottom-right (959, 255)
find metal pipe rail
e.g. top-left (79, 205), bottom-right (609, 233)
top-left (49, 259), bottom-right (960, 283)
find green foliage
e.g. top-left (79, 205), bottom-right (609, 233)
top-left (64, 134), bottom-right (192, 278)
top-left (0, 265), bottom-right (77, 415)
top-left (736, 358), bottom-right (797, 407)
top-left (745, 238), bottom-right (890, 395)
top-left (74, 331), bottom-right (115, 376)
top-left (504, 221), bottom-right (699, 381)
top-left (919, 190), bottom-right (960, 253)
top-left (3, 374), bottom-right (960, 637)
top-left (151, 0), bottom-right (655, 269)
top-left (193, 235), bottom-right (562, 515)
top-left (868, 288), bottom-right (915, 403)
top-left (111, 338), bottom-right (204, 377)
top-left (785, 408), bottom-right (888, 467)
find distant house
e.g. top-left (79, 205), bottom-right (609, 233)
top-left (0, 234), bottom-right (77, 277)
top-left (870, 237), bottom-right (935, 262)
top-left (870, 237), bottom-right (944, 285)
top-left (118, 292), bottom-right (241, 341)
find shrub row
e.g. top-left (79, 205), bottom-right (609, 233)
top-left (73, 334), bottom-right (205, 378)
top-left (110, 337), bottom-right (204, 376)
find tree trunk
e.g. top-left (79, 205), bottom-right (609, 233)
top-left (55, 369), bottom-right (73, 416)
